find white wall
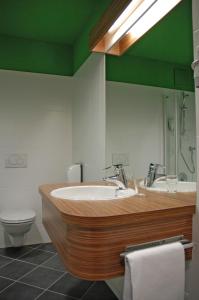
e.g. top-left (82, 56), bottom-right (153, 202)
top-left (0, 70), bottom-right (73, 247)
top-left (73, 53), bottom-right (106, 180)
top-left (190, 0), bottom-right (199, 298)
top-left (106, 81), bottom-right (164, 179)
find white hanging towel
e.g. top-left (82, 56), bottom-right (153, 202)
top-left (123, 242), bottom-right (185, 300)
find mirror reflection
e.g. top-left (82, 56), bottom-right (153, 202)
top-left (105, 0), bottom-right (195, 183)
top-left (106, 82), bottom-right (196, 182)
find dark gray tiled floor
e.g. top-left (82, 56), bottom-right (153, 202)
top-left (38, 290), bottom-right (76, 300)
top-left (49, 273), bottom-right (93, 298)
top-left (0, 282), bottom-right (42, 300)
top-left (19, 249), bottom-right (55, 265)
top-left (42, 254), bottom-right (66, 271)
top-left (0, 260), bottom-right (36, 280)
top-left (0, 246), bottom-right (32, 259)
top-left (0, 243), bottom-right (118, 299)
top-left (19, 266), bottom-right (64, 289)
top-left (82, 282), bottom-right (118, 300)
top-left (0, 277), bottom-right (13, 292)
top-left (37, 243), bottom-right (57, 253)
top-left (0, 255), bottom-right (12, 268)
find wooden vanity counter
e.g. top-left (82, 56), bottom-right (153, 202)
top-left (40, 181), bottom-right (196, 281)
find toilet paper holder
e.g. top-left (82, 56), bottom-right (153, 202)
top-left (120, 235), bottom-right (193, 258)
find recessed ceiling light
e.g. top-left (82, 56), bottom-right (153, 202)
top-left (90, 0), bottom-right (182, 56)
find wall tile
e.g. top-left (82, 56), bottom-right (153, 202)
top-left (195, 90), bottom-right (199, 136)
top-left (106, 81), bottom-right (165, 178)
top-left (193, 29), bottom-right (199, 60)
top-left (0, 70), bottom-right (73, 247)
top-left (73, 53), bottom-right (106, 181)
top-left (192, 0), bottom-right (199, 31)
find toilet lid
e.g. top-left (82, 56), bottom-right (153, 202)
top-left (0, 209), bottom-right (36, 224)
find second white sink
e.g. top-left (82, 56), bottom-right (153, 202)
top-left (50, 185), bottom-right (136, 200)
top-left (140, 180), bottom-right (196, 192)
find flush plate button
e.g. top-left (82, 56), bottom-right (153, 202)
top-left (5, 153), bottom-right (27, 168)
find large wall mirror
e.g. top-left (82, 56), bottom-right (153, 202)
top-left (105, 0), bottom-right (196, 182)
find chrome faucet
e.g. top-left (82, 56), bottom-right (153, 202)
top-left (104, 164), bottom-right (128, 189)
top-left (145, 163), bottom-right (166, 187)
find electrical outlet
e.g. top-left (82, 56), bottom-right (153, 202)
top-left (5, 153), bottom-right (27, 168)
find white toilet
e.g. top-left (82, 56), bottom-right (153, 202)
top-left (0, 209), bottom-right (36, 247)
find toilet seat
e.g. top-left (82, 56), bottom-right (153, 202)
top-left (0, 209), bottom-right (36, 224)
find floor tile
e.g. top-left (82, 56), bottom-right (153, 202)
top-left (0, 260), bottom-right (35, 280)
top-left (37, 290), bottom-right (76, 300)
top-left (0, 246), bottom-right (33, 259)
top-left (37, 243), bottom-right (57, 253)
top-left (0, 282), bottom-right (42, 300)
top-left (0, 255), bottom-right (12, 268)
top-left (49, 273), bottom-right (93, 298)
top-left (42, 254), bottom-right (66, 271)
top-left (0, 243), bottom-right (113, 300)
top-left (19, 249), bottom-right (54, 265)
top-left (0, 276), bottom-right (14, 292)
top-left (82, 282), bottom-right (118, 300)
top-left (29, 243), bottom-right (41, 249)
top-left (20, 266), bottom-right (64, 289)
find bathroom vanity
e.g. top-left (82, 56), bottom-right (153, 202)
top-left (40, 182), bottom-right (195, 281)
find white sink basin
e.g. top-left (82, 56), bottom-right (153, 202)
top-left (50, 185), bottom-right (136, 200)
top-left (140, 180), bottom-right (196, 193)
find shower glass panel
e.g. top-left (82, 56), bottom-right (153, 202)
top-left (164, 91), bottom-right (196, 182)
top-left (164, 93), bottom-right (177, 176)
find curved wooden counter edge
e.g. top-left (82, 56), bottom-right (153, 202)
top-left (40, 181), bottom-right (196, 281)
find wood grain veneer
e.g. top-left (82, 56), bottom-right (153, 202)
top-left (90, 0), bottom-right (148, 56)
top-left (40, 181), bottom-right (196, 280)
top-left (90, 0), bottom-right (132, 55)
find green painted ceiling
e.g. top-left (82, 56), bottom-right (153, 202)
top-left (126, 0), bottom-right (193, 65)
top-left (0, 0), bottom-right (194, 90)
top-left (0, 0), bottom-right (104, 44)
top-left (0, 0), bottom-right (193, 62)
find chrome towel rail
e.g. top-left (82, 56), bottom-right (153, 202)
top-left (120, 235), bottom-right (193, 258)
